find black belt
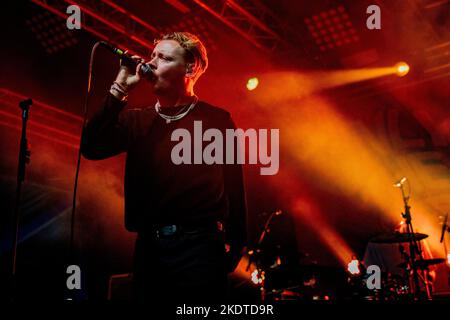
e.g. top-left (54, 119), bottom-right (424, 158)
top-left (147, 221), bottom-right (223, 238)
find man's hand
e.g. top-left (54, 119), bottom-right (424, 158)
top-left (111, 54), bottom-right (147, 99)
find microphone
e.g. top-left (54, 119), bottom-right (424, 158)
top-left (440, 212), bottom-right (448, 243)
top-left (99, 41), bottom-right (153, 77)
top-left (393, 177), bottom-right (407, 187)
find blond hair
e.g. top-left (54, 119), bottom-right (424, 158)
top-left (155, 32), bottom-right (208, 80)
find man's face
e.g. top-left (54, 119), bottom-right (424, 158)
top-left (147, 39), bottom-right (190, 94)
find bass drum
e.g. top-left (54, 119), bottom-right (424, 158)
top-left (361, 272), bottom-right (411, 300)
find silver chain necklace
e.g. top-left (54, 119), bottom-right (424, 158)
top-left (154, 96), bottom-right (198, 124)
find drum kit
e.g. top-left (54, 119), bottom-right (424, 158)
top-left (246, 232), bottom-right (446, 301)
top-left (368, 177), bottom-right (447, 300)
top-left (362, 178), bottom-right (448, 300)
top-left (246, 177), bottom-right (448, 301)
top-left (365, 230), bottom-right (445, 300)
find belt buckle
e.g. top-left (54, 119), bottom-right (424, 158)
top-left (165, 225), bottom-right (177, 235)
top-left (157, 224), bottom-right (177, 238)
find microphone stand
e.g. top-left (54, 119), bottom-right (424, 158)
top-left (246, 210), bottom-right (282, 301)
top-left (440, 212), bottom-right (449, 243)
top-left (257, 210), bottom-right (282, 249)
top-left (246, 210), bottom-right (282, 271)
top-left (10, 98), bottom-right (32, 301)
top-left (398, 182), bottom-right (430, 300)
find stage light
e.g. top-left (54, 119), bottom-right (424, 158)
top-left (447, 253), bottom-right (450, 265)
top-left (251, 269), bottom-right (264, 284)
top-left (395, 62), bottom-right (410, 77)
top-left (26, 12), bottom-right (79, 55)
top-left (305, 5), bottom-right (359, 52)
top-left (347, 258), bottom-right (360, 275)
top-left (246, 77), bottom-right (259, 91)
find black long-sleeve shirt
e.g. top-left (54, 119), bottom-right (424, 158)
top-left (80, 93), bottom-right (247, 249)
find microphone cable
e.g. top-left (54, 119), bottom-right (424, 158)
top-left (68, 41), bottom-right (102, 265)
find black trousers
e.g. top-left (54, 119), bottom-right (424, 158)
top-left (132, 225), bottom-right (228, 303)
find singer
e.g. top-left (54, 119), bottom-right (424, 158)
top-left (80, 32), bottom-right (248, 303)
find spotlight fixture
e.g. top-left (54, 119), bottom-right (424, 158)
top-left (304, 5), bottom-right (359, 52)
top-left (26, 11), bottom-right (79, 55)
top-left (246, 77), bottom-right (259, 91)
top-left (395, 62), bottom-right (410, 77)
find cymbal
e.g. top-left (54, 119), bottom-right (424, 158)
top-left (370, 232), bottom-right (428, 243)
top-left (397, 258), bottom-right (446, 269)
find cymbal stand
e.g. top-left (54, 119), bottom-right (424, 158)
top-left (398, 182), bottom-right (430, 299)
top-left (246, 210), bottom-right (282, 301)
